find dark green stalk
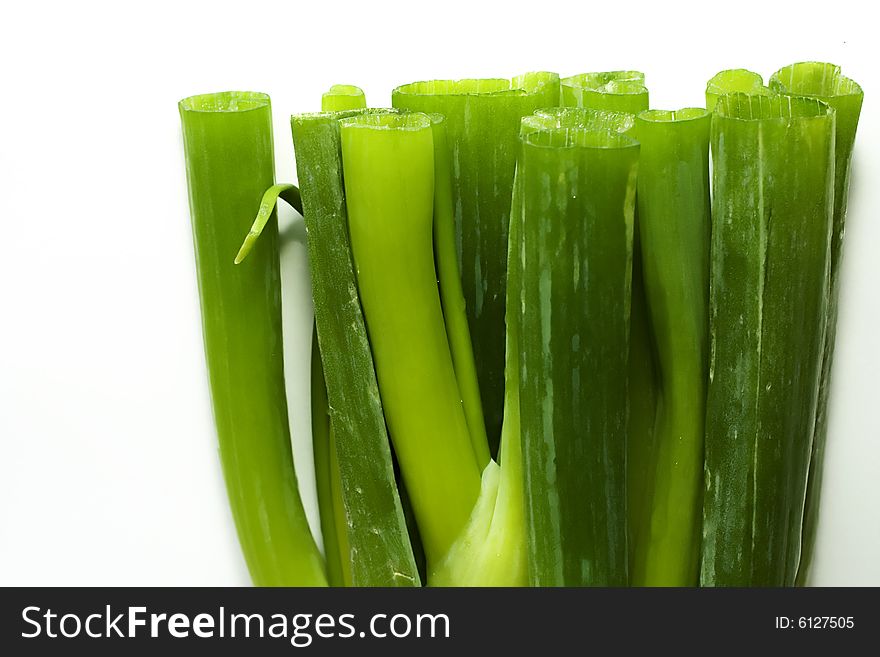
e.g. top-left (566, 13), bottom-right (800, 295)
top-left (561, 74), bottom-right (654, 572)
top-left (291, 109), bottom-right (420, 586)
top-left (517, 119), bottom-right (638, 586)
top-left (392, 73), bottom-right (561, 453)
top-left (179, 91), bottom-right (326, 586)
top-left (701, 93), bottom-right (835, 586)
top-left (630, 108), bottom-right (711, 586)
top-left (768, 63), bottom-right (863, 585)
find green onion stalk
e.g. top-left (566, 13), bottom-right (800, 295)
top-left (516, 110), bottom-right (639, 586)
top-left (701, 93), bottom-right (835, 586)
top-left (767, 63), bottom-right (863, 585)
top-left (311, 85), bottom-right (368, 586)
top-left (340, 113), bottom-right (480, 567)
top-left (630, 108), bottom-right (711, 586)
top-left (391, 73), bottom-right (561, 455)
top-left (291, 109), bottom-right (420, 587)
top-left (179, 92), bottom-right (326, 586)
top-left (561, 73), bottom-right (654, 571)
top-left (336, 111), bottom-right (525, 585)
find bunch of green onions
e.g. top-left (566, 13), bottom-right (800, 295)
top-left (179, 62), bottom-right (862, 587)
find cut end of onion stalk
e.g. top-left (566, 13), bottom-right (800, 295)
top-left (526, 106), bottom-right (637, 135)
top-left (523, 126), bottom-right (639, 150)
top-left (769, 62), bottom-right (863, 99)
top-left (705, 69), bottom-right (769, 112)
top-left (340, 111), bottom-right (432, 131)
top-left (561, 71), bottom-right (649, 113)
top-left (321, 84), bottom-right (367, 112)
top-left (393, 71), bottom-right (559, 98)
top-left (179, 90), bottom-right (270, 113)
top-left (714, 92), bottom-right (833, 121)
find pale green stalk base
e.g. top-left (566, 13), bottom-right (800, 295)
top-left (340, 112), bottom-right (481, 567)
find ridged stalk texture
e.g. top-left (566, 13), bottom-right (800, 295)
top-left (291, 109), bottom-right (419, 586)
top-left (311, 83), bottom-right (367, 586)
top-left (561, 73), bottom-right (654, 570)
top-left (701, 93), bottom-right (835, 586)
top-left (517, 116), bottom-right (638, 586)
top-left (322, 84), bottom-right (367, 112)
top-left (768, 63), bottom-right (864, 584)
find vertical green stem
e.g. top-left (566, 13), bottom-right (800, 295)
top-left (701, 94), bottom-right (835, 586)
top-left (768, 63), bottom-right (864, 584)
top-left (518, 125), bottom-right (638, 586)
top-left (392, 73), bottom-right (561, 453)
top-left (180, 92), bottom-right (326, 586)
top-left (339, 112), bottom-right (481, 567)
top-left (630, 108), bottom-right (711, 586)
top-left (429, 115), bottom-right (490, 468)
top-left (292, 109), bottom-right (419, 587)
top-left (561, 74), bottom-right (654, 572)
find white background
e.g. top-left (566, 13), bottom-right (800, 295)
top-left (0, 0), bottom-right (876, 585)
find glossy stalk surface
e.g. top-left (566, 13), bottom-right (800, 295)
top-left (180, 91), bottom-right (326, 586)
